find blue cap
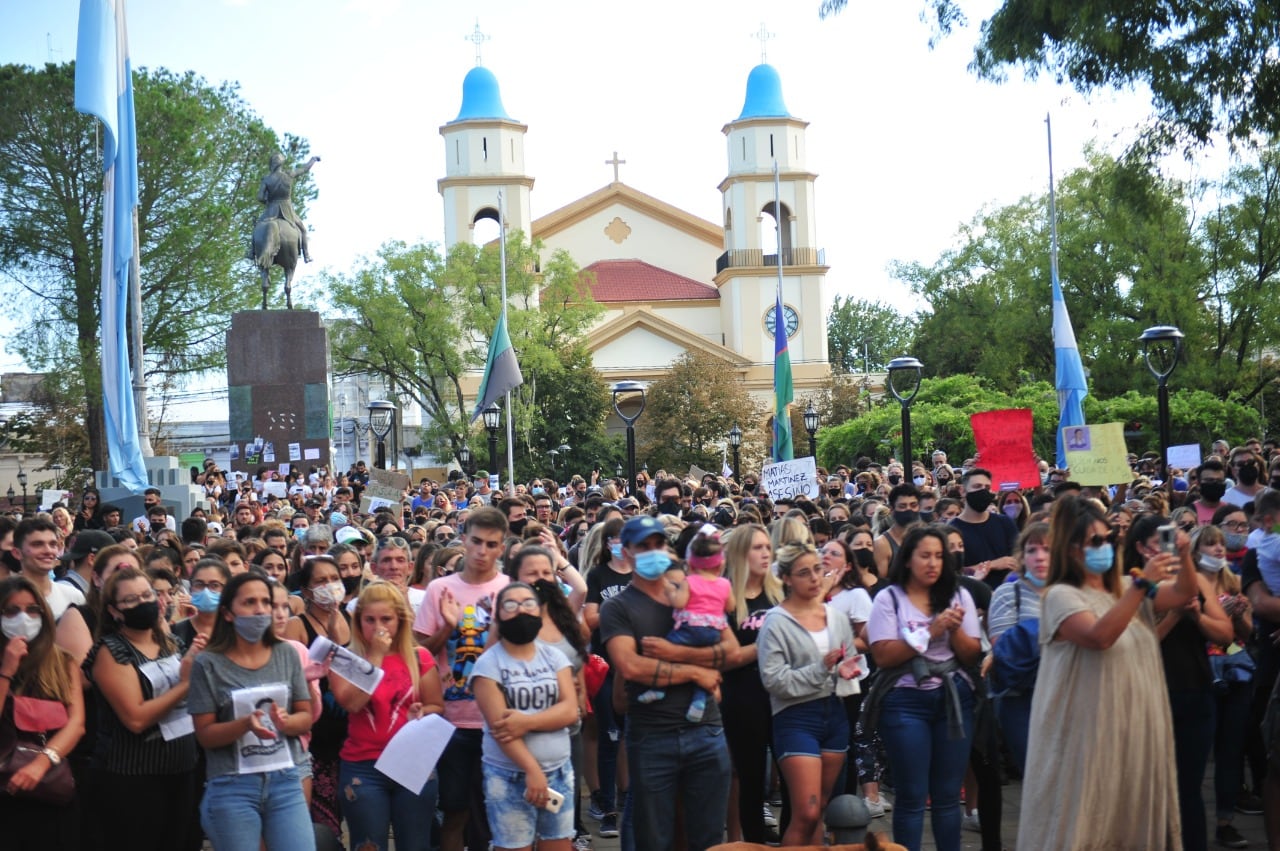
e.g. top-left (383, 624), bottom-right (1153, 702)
top-left (454, 66), bottom-right (512, 122)
top-left (736, 64), bottom-right (790, 120)
top-left (620, 515), bottom-right (666, 546)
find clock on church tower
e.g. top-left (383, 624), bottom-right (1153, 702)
top-left (764, 304), bottom-right (799, 339)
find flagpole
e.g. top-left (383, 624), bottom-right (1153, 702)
top-left (1047, 114), bottom-right (1060, 288)
top-left (498, 192), bottom-right (516, 497)
top-left (130, 207), bottom-right (152, 456)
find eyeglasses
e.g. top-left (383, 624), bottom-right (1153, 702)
top-left (1220, 521), bottom-right (1249, 532)
top-left (376, 536), bottom-right (410, 552)
top-left (1086, 533), bottom-right (1117, 548)
top-left (83, 495), bottom-right (98, 501)
top-left (114, 590), bottom-right (157, 609)
top-left (499, 598), bottom-right (541, 615)
top-left (191, 580), bottom-right (225, 592)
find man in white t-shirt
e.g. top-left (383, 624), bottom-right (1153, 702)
top-left (413, 506), bottom-right (510, 851)
top-left (12, 517), bottom-right (91, 663)
top-left (130, 487), bottom-right (176, 535)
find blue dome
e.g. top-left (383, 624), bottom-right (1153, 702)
top-left (453, 66), bottom-right (512, 122)
top-left (736, 64), bottom-right (790, 120)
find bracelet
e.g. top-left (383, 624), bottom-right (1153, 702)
top-left (1128, 570), bottom-right (1159, 599)
top-left (0, 673), bottom-right (12, 682)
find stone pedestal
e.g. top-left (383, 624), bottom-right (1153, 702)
top-left (226, 310), bottom-right (331, 476)
top-left (95, 456), bottom-right (204, 522)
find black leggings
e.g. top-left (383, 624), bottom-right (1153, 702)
top-left (722, 692), bottom-right (775, 843)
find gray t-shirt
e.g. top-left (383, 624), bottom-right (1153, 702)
top-left (470, 641), bottom-right (571, 772)
top-left (187, 642), bottom-right (309, 778)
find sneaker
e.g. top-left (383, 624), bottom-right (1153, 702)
top-left (864, 798), bottom-right (887, 819)
top-left (598, 813), bottom-right (619, 838)
top-left (587, 792), bottom-right (607, 822)
top-left (1236, 793), bottom-right (1264, 815)
top-left (762, 805), bottom-right (778, 828)
top-left (1216, 823), bottom-right (1248, 848)
top-left (573, 833), bottom-right (595, 850)
top-left (962, 810), bottom-right (981, 833)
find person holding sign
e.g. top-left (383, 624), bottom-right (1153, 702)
top-left (85, 567), bottom-right (204, 851)
top-left (330, 582), bottom-right (444, 851)
top-left (188, 572), bottom-right (315, 851)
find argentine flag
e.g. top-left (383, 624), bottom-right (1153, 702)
top-left (1053, 269), bottom-right (1088, 470)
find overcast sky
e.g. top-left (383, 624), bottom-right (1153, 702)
top-left (1, 0), bottom-right (1213, 418)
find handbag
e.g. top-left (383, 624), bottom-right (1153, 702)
top-left (1209, 644), bottom-right (1256, 692)
top-left (0, 695), bottom-right (75, 806)
top-left (989, 584), bottom-right (1041, 699)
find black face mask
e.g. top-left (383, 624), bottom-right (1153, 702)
top-left (887, 474), bottom-right (902, 485)
top-left (854, 549), bottom-right (876, 571)
top-left (892, 509), bottom-right (919, 528)
top-left (658, 500), bottom-right (681, 516)
top-left (530, 579), bottom-right (560, 604)
top-left (919, 510), bottom-right (934, 522)
top-left (508, 519), bottom-right (527, 537)
top-left (497, 612), bottom-right (542, 645)
top-left (1199, 481), bottom-right (1227, 502)
top-left (342, 575), bottom-right (362, 595)
top-left (1238, 466), bottom-right (1260, 486)
top-left (965, 490), bottom-right (995, 513)
top-left (119, 600), bottom-right (160, 631)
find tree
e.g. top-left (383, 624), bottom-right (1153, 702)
top-left (326, 234), bottom-right (605, 471)
top-left (0, 63), bottom-right (309, 470)
top-left (819, 1), bottom-right (1280, 148)
top-left (826, 295), bottom-right (916, 374)
top-left (636, 351), bottom-right (764, 474)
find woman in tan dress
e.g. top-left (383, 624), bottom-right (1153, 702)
top-left (1018, 496), bottom-right (1199, 850)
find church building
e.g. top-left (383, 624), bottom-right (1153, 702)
top-left (439, 60), bottom-right (831, 408)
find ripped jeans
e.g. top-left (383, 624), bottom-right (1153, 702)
top-left (339, 758), bottom-right (438, 851)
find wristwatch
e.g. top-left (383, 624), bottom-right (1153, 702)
top-left (41, 747), bottom-right (61, 766)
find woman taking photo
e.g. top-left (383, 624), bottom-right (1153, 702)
top-left (330, 582), bottom-right (444, 851)
top-left (188, 572), bottom-right (315, 851)
top-left (0, 576), bottom-right (85, 851)
top-left (471, 582), bottom-right (579, 851)
top-left (1017, 496), bottom-right (1198, 850)
top-left (86, 567), bottom-right (204, 851)
top-left (864, 526), bottom-right (981, 851)
top-left (757, 541), bottom-right (858, 846)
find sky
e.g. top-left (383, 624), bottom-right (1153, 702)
top-left (0, 0), bottom-right (1195, 420)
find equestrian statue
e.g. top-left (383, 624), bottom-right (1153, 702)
top-left (250, 152), bottom-right (319, 309)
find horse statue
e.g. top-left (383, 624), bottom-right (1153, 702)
top-left (251, 216), bottom-right (301, 310)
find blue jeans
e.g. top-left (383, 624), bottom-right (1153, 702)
top-left (339, 759), bottom-right (438, 851)
top-left (627, 724), bottom-right (731, 851)
top-left (200, 766), bottom-right (315, 851)
top-left (994, 691), bottom-right (1033, 775)
top-left (878, 681), bottom-right (975, 851)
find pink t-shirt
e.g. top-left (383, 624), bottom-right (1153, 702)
top-left (341, 647), bottom-right (435, 762)
top-left (674, 573), bottom-right (731, 630)
top-left (865, 585), bottom-right (979, 689)
top-left (412, 571), bottom-right (509, 729)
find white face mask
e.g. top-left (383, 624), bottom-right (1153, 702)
top-left (1, 612), bottom-right (41, 642)
top-left (311, 581), bottom-right (345, 608)
top-left (1198, 553), bottom-right (1228, 574)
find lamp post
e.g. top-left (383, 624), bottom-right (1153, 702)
top-left (458, 445), bottom-right (472, 477)
top-left (17, 466), bottom-right (27, 512)
top-left (483, 404), bottom-right (501, 483)
top-left (367, 400), bottom-right (396, 470)
top-left (803, 401), bottom-right (820, 460)
top-left (1139, 325), bottom-right (1184, 486)
top-left (50, 463), bottom-right (64, 491)
top-left (611, 381), bottom-right (647, 498)
top-left (5, 486), bottom-right (12, 511)
top-left (728, 423), bottom-right (742, 482)
top-left (887, 356), bottom-right (924, 468)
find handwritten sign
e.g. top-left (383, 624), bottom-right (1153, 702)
top-left (970, 409), bottom-right (1041, 489)
top-left (1167, 443), bottom-right (1201, 470)
top-left (759, 457), bottom-right (820, 500)
top-left (1063, 423), bottom-right (1133, 485)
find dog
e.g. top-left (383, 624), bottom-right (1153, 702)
top-left (708, 834), bottom-right (907, 851)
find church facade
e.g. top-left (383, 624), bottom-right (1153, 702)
top-left (439, 62), bottom-right (831, 406)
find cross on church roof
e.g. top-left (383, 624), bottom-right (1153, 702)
top-left (466, 20), bottom-right (490, 66)
top-left (753, 22), bottom-right (774, 63)
top-left (605, 151), bottom-right (626, 183)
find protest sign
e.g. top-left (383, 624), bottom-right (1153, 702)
top-left (1167, 443), bottom-right (1201, 470)
top-left (1063, 423), bottom-right (1133, 485)
top-left (760, 457), bottom-right (819, 500)
top-left (970, 409), bottom-right (1041, 489)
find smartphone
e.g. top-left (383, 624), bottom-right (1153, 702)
top-left (544, 788), bottom-right (565, 813)
top-left (1158, 523), bottom-right (1177, 555)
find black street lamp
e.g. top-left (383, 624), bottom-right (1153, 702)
top-left (458, 445), bottom-right (472, 477)
top-left (728, 423), bottom-right (742, 482)
top-left (17, 466), bottom-right (27, 512)
top-left (803, 401), bottom-right (820, 460)
top-left (887, 356), bottom-right (924, 468)
top-left (367, 400), bottom-right (396, 470)
top-left (611, 381), bottom-right (647, 497)
top-left (483, 403), bottom-right (501, 484)
top-left (1139, 325), bottom-right (1184, 486)
top-left (50, 463), bottom-right (64, 491)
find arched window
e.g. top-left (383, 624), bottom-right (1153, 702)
top-left (473, 207), bottom-right (501, 245)
top-left (758, 201), bottom-right (792, 260)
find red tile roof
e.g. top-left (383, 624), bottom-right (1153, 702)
top-left (574, 259), bottom-right (719, 303)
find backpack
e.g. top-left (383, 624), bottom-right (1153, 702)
top-left (989, 583), bottom-right (1040, 698)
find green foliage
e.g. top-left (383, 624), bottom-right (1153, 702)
top-left (637, 351), bottom-right (764, 474)
top-left (0, 63), bottom-right (306, 468)
top-left (1084, 390), bottom-right (1264, 457)
top-left (826, 295), bottom-right (916, 374)
top-left (326, 234), bottom-right (606, 475)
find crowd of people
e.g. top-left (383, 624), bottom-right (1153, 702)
top-left (5, 441), bottom-right (1280, 850)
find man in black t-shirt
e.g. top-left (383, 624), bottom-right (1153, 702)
top-left (950, 468), bottom-right (1019, 588)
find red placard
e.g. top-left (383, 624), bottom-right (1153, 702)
top-left (970, 408), bottom-right (1041, 490)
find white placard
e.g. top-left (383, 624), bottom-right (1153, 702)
top-left (139, 655), bottom-right (193, 741)
top-left (229, 683), bottom-right (294, 774)
top-left (304, 448), bottom-right (321, 460)
top-left (288, 443), bottom-right (302, 462)
top-left (261, 481), bottom-right (287, 499)
top-left (308, 636), bottom-right (385, 695)
top-left (759, 457), bottom-right (820, 500)
top-left (375, 714), bottom-right (456, 794)
top-left (1167, 443), bottom-right (1202, 470)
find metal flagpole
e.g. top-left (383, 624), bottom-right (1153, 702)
top-left (1046, 114), bottom-right (1060, 286)
top-left (499, 192), bottom-right (516, 496)
top-left (129, 207), bottom-right (153, 456)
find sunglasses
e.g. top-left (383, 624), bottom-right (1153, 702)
top-left (1086, 533), bottom-right (1117, 548)
top-left (376, 536), bottom-right (411, 552)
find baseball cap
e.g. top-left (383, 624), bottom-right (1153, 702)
top-left (60, 530), bottom-right (115, 562)
top-left (335, 526), bottom-right (365, 545)
top-left (620, 515), bottom-right (666, 546)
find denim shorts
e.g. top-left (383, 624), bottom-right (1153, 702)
top-left (772, 694), bottom-right (850, 760)
top-left (482, 759), bottom-right (574, 847)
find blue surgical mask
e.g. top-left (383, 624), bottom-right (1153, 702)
top-left (1024, 571), bottom-right (1047, 588)
top-left (609, 543), bottom-right (623, 560)
top-left (233, 613), bottom-right (272, 644)
top-left (1083, 544), bottom-right (1114, 574)
top-left (633, 549), bottom-right (672, 580)
top-left (191, 588), bottom-right (221, 613)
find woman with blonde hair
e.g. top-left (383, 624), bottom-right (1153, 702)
top-left (769, 514), bottom-right (813, 555)
top-left (330, 582), bottom-right (444, 851)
